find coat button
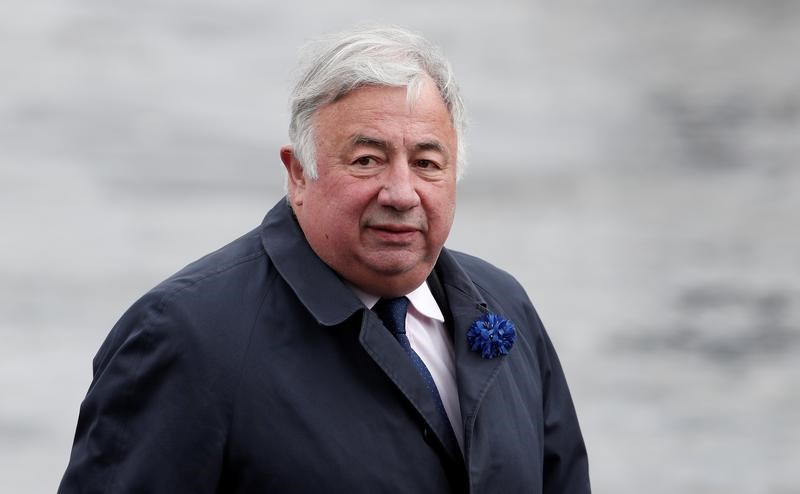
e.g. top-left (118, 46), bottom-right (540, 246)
top-left (422, 427), bottom-right (434, 446)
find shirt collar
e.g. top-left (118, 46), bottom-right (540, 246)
top-left (349, 281), bottom-right (445, 323)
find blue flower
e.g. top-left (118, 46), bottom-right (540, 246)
top-left (467, 313), bottom-right (516, 359)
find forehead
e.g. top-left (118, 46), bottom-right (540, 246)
top-left (314, 82), bottom-right (456, 143)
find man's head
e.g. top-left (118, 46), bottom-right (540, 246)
top-left (280, 26), bottom-right (465, 297)
top-left (286, 25), bottom-right (466, 179)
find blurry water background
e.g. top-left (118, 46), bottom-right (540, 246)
top-left (1, 0), bottom-right (798, 492)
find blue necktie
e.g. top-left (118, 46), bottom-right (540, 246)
top-left (373, 297), bottom-right (452, 432)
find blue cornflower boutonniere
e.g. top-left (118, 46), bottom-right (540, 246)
top-left (467, 313), bottom-right (516, 359)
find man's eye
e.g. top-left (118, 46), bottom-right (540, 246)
top-left (353, 156), bottom-right (377, 166)
top-left (416, 159), bottom-right (439, 169)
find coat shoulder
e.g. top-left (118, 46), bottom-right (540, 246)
top-left (154, 226), bottom-right (270, 299)
top-left (93, 226), bottom-right (277, 374)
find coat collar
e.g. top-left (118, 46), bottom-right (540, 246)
top-left (259, 199), bottom-right (364, 326)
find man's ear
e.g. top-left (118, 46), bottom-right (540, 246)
top-left (280, 145), bottom-right (306, 206)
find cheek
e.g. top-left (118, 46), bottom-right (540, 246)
top-left (427, 184), bottom-right (457, 217)
top-left (314, 183), bottom-right (372, 233)
top-left (437, 207), bottom-right (456, 239)
top-left (329, 179), bottom-right (380, 212)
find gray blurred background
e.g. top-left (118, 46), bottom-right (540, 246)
top-left (1, 0), bottom-right (798, 492)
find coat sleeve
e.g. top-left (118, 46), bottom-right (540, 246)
top-left (538, 324), bottom-right (591, 494)
top-left (58, 291), bottom-right (234, 493)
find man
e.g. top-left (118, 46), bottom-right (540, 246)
top-left (59, 26), bottom-right (590, 493)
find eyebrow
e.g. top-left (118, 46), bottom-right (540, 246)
top-left (350, 135), bottom-right (450, 159)
top-left (415, 140), bottom-right (447, 155)
top-left (350, 135), bottom-right (390, 151)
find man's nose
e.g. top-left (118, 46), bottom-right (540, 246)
top-left (377, 161), bottom-right (421, 211)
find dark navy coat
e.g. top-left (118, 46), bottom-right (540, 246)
top-left (59, 200), bottom-right (590, 493)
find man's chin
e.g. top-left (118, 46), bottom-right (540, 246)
top-left (351, 258), bottom-right (434, 296)
top-left (363, 252), bottom-right (430, 276)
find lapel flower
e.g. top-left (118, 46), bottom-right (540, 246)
top-left (467, 313), bottom-right (516, 359)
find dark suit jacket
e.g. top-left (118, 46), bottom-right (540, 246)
top-left (59, 200), bottom-right (590, 493)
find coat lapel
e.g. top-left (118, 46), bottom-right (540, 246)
top-left (431, 249), bottom-right (509, 459)
top-left (358, 309), bottom-right (464, 467)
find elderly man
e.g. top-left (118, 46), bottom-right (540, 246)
top-left (59, 26), bottom-right (590, 493)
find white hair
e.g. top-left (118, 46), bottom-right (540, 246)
top-left (287, 25), bottom-right (467, 180)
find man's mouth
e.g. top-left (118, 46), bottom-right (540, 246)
top-left (367, 224), bottom-right (419, 243)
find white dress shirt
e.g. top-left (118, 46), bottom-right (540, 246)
top-left (351, 282), bottom-right (464, 453)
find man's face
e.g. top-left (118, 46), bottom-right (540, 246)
top-left (282, 78), bottom-right (458, 297)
